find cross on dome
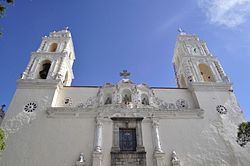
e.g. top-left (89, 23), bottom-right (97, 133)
top-left (120, 70), bottom-right (130, 79)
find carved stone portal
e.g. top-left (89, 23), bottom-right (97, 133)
top-left (111, 117), bottom-right (146, 166)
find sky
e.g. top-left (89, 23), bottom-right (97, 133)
top-left (0, 0), bottom-right (250, 120)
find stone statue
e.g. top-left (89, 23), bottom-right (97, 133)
top-left (171, 151), bottom-right (181, 166)
top-left (123, 94), bottom-right (131, 105)
top-left (142, 97), bottom-right (149, 105)
top-left (76, 153), bottom-right (85, 166)
top-left (105, 97), bottom-right (112, 105)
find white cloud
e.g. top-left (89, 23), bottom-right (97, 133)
top-left (198, 0), bottom-right (250, 28)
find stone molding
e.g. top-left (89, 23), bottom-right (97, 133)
top-left (92, 152), bottom-right (103, 166)
top-left (46, 107), bottom-right (204, 119)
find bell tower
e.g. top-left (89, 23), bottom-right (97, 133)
top-left (173, 32), bottom-right (230, 88)
top-left (21, 28), bottom-right (75, 86)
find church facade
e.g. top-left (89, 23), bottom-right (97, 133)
top-left (0, 30), bottom-right (250, 166)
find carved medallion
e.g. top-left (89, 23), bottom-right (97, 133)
top-left (216, 105), bottom-right (227, 114)
top-left (176, 99), bottom-right (188, 109)
top-left (64, 97), bottom-right (72, 106)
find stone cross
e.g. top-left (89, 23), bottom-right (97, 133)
top-left (120, 70), bottom-right (130, 79)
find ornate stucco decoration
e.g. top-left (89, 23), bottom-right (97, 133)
top-left (75, 79), bottom-right (190, 111)
top-left (47, 78), bottom-right (204, 118)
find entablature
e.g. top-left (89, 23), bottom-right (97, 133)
top-left (46, 105), bottom-right (204, 119)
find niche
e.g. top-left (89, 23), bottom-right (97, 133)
top-left (104, 94), bottom-right (112, 105)
top-left (141, 94), bottom-right (149, 105)
top-left (122, 89), bottom-right (132, 105)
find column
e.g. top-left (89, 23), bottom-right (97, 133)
top-left (93, 117), bottom-right (103, 166)
top-left (152, 119), bottom-right (163, 152)
top-left (136, 119), bottom-right (145, 152)
top-left (152, 118), bottom-right (165, 166)
top-left (94, 118), bottom-right (103, 152)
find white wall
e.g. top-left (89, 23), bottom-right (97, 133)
top-left (1, 84), bottom-right (250, 166)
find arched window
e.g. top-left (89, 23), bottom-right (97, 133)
top-left (69, 52), bottom-right (73, 59)
top-left (104, 94), bottom-right (112, 105)
top-left (141, 94), bottom-right (149, 105)
top-left (63, 71), bottom-right (69, 85)
top-left (180, 74), bottom-right (187, 88)
top-left (198, 64), bottom-right (215, 82)
top-left (122, 89), bottom-right (132, 105)
top-left (38, 60), bottom-right (51, 79)
top-left (49, 43), bottom-right (58, 52)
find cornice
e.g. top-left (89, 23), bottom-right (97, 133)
top-left (17, 79), bottom-right (63, 89)
top-left (189, 82), bottom-right (232, 91)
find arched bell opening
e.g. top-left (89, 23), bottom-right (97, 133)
top-left (198, 64), bottom-right (215, 82)
top-left (38, 60), bottom-right (51, 79)
top-left (63, 71), bottom-right (69, 85)
top-left (49, 43), bottom-right (58, 52)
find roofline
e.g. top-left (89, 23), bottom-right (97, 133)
top-left (64, 86), bottom-right (187, 90)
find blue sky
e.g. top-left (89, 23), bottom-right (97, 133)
top-left (0, 0), bottom-right (250, 120)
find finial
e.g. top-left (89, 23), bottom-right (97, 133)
top-left (76, 152), bottom-right (85, 166)
top-left (178, 28), bottom-right (186, 35)
top-left (120, 70), bottom-right (130, 79)
top-left (1, 104), bottom-right (6, 112)
top-left (65, 26), bottom-right (69, 31)
top-left (171, 151), bottom-right (181, 166)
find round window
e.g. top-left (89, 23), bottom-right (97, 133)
top-left (24, 102), bottom-right (37, 112)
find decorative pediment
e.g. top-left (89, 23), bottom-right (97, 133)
top-left (72, 79), bottom-right (192, 112)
